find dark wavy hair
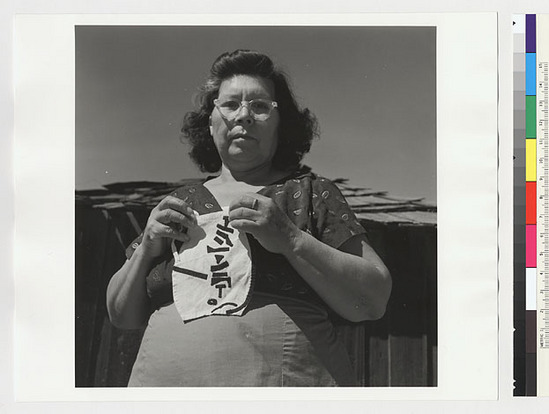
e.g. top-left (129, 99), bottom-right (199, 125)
top-left (181, 49), bottom-right (319, 173)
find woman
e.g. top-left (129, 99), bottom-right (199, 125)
top-left (106, 49), bottom-right (391, 387)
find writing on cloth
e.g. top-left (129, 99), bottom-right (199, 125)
top-left (171, 208), bottom-right (252, 322)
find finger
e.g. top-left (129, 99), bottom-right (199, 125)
top-left (229, 194), bottom-right (260, 212)
top-left (148, 222), bottom-right (190, 242)
top-left (228, 206), bottom-right (260, 222)
top-left (157, 196), bottom-right (198, 225)
top-left (229, 219), bottom-right (258, 233)
top-left (155, 208), bottom-right (196, 229)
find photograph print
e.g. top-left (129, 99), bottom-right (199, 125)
top-left (74, 25), bottom-right (437, 387)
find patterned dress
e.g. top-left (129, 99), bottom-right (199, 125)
top-left (125, 170), bottom-right (368, 387)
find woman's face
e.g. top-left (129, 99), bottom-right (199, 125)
top-left (210, 74), bottom-right (280, 173)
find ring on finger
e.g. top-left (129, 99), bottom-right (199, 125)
top-left (251, 199), bottom-right (259, 210)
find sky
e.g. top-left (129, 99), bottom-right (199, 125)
top-left (76, 26), bottom-right (436, 203)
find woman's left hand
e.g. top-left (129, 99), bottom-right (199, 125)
top-left (228, 193), bottom-right (301, 255)
top-left (230, 192), bottom-right (391, 322)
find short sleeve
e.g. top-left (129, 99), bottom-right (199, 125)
top-left (125, 233), bottom-right (144, 260)
top-left (124, 232), bottom-right (176, 310)
top-left (122, 179), bottom-right (221, 310)
top-left (312, 177), bottom-right (368, 248)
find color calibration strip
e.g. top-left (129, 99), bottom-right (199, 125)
top-left (526, 13), bottom-right (537, 396)
top-left (536, 14), bottom-right (549, 397)
top-left (514, 14), bottom-right (549, 397)
top-left (513, 14), bottom-right (528, 396)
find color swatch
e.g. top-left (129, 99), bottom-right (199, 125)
top-left (514, 13), bottom-right (549, 397)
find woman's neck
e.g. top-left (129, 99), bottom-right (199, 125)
top-left (204, 164), bottom-right (288, 207)
top-left (216, 163), bottom-right (286, 186)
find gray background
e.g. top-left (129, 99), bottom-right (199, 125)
top-left (76, 26), bottom-right (436, 203)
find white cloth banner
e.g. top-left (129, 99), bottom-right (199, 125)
top-left (171, 207), bottom-right (253, 322)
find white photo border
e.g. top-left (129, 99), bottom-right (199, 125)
top-left (13, 13), bottom-right (498, 401)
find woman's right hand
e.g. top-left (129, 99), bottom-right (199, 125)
top-left (140, 195), bottom-right (198, 259)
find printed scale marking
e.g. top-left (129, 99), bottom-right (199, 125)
top-left (536, 13), bottom-right (549, 397)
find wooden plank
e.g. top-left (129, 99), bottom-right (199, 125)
top-left (357, 212), bottom-right (414, 224)
top-left (91, 210), bottom-right (147, 386)
top-left (364, 317), bottom-right (390, 386)
top-left (87, 211), bottom-right (121, 385)
top-left (363, 226), bottom-right (437, 386)
top-left (377, 194), bottom-right (425, 203)
top-left (340, 189), bottom-right (388, 197)
top-left (423, 229), bottom-right (438, 386)
top-left (346, 195), bottom-right (412, 206)
top-left (336, 324), bottom-right (366, 386)
top-left (109, 209), bottom-right (148, 248)
top-left (93, 316), bottom-right (113, 387)
top-left (389, 227), bottom-right (433, 385)
top-left (94, 318), bottom-right (145, 387)
top-left (389, 333), bottom-right (428, 386)
top-left (391, 211), bottom-right (437, 226)
top-left (75, 208), bottom-right (111, 386)
top-left (354, 204), bottom-right (432, 213)
top-left (361, 227), bottom-right (392, 386)
top-left (385, 226), bottom-right (428, 385)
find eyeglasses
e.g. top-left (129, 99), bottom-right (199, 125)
top-left (213, 98), bottom-right (278, 121)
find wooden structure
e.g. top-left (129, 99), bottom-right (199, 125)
top-left (75, 179), bottom-right (436, 387)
